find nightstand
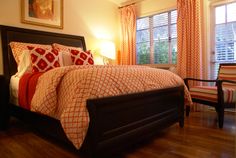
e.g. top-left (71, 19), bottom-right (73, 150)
top-left (0, 75), bottom-right (9, 129)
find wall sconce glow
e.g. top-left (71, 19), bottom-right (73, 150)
top-left (100, 41), bottom-right (116, 60)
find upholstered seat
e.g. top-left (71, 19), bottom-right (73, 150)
top-left (185, 63), bottom-right (236, 128)
top-left (190, 86), bottom-right (236, 103)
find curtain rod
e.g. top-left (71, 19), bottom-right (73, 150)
top-left (118, 3), bottom-right (135, 9)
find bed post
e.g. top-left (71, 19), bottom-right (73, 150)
top-left (179, 86), bottom-right (185, 128)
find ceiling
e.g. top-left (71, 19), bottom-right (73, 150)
top-left (108, 0), bottom-right (139, 6)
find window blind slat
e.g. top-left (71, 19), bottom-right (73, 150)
top-left (153, 13), bottom-right (168, 27)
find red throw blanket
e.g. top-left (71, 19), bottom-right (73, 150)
top-left (18, 72), bottom-right (43, 110)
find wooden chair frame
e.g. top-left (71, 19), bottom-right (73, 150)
top-left (184, 63), bottom-right (236, 128)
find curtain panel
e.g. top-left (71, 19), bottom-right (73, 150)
top-left (177, 0), bottom-right (208, 111)
top-left (119, 5), bottom-right (137, 65)
top-left (177, 0), bottom-right (204, 82)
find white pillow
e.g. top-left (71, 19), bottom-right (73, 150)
top-left (16, 50), bottom-right (31, 77)
top-left (61, 51), bottom-right (73, 66)
top-left (52, 43), bottom-right (83, 66)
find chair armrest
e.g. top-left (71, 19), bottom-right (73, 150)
top-left (184, 78), bottom-right (218, 83)
top-left (184, 78), bottom-right (219, 90)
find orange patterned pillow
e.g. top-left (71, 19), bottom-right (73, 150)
top-left (52, 43), bottom-right (83, 52)
top-left (10, 42), bottom-right (52, 65)
top-left (29, 47), bottom-right (61, 73)
top-left (70, 49), bottom-right (94, 65)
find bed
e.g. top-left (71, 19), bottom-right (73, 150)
top-left (1, 25), bottom-right (188, 157)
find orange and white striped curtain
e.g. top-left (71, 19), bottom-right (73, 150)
top-left (119, 5), bottom-right (136, 65)
top-left (177, 0), bottom-right (204, 81)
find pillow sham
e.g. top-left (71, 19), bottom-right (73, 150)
top-left (30, 47), bottom-right (61, 73)
top-left (60, 51), bottom-right (73, 66)
top-left (52, 43), bottom-right (83, 66)
top-left (52, 43), bottom-right (83, 52)
top-left (70, 49), bottom-right (94, 65)
top-left (10, 42), bottom-right (52, 65)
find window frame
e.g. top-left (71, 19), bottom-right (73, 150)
top-left (136, 9), bottom-right (177, 65)
top-left (210, 0), bottom-right (236, 79)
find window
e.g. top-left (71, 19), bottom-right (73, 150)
top-left (211, 2), bottom-right (236, 79)
top-left (136, 10), bottom-right (177, 65)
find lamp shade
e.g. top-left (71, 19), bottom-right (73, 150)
top-left (100, 41), bottom-right (116, 60)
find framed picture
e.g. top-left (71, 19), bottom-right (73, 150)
top-left (21, 0), bottom-right (63, 29)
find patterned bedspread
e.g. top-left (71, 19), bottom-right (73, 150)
top-left (31, 65), bottom-right (192, 149)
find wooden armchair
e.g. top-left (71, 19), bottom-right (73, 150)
top-left (184, 63), bottom-right (236, 128)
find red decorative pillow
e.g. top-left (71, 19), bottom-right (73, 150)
top-left (9, 42), bottom-right (52, 65)
top-left (70, 49), bottom-right (94, 65)
top-left (29, 47), bottom-right (61, 73)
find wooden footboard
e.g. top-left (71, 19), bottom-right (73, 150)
top-left (83, 86), bottom-right (184, 156)
top-left (9, 86), bottom-right (184, 157)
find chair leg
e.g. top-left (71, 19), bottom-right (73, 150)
top-left (217, 106), bottom-right (224, 128)
top-left (186, 106), bottom-right (190, 117)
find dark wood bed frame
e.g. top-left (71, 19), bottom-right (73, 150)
top-left (0, 25), bottom-right (185, 157)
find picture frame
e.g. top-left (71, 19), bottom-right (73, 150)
top-left (21, 0), bottom-right (63, 29)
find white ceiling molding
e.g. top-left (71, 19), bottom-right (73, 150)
top-left (108, 0), bottom-right (145, 7)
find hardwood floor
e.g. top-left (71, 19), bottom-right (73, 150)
top-left (0, 111), bottom-right (235, 158)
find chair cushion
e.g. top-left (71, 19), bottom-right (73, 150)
top-left (218, 65), bottom-right (236, 89)
top-left (189, 86), bottom-right (236, 104)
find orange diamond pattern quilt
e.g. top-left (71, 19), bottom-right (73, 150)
top-left (31, 65), bottom-right (192, 149)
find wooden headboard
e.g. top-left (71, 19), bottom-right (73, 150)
top-left (0, 25), bottom-right (86, 81)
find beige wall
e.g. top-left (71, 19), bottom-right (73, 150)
top-left (0, 0), bottom-right (119, 74)
top-left (136, 0), bottom-right (176, 17)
